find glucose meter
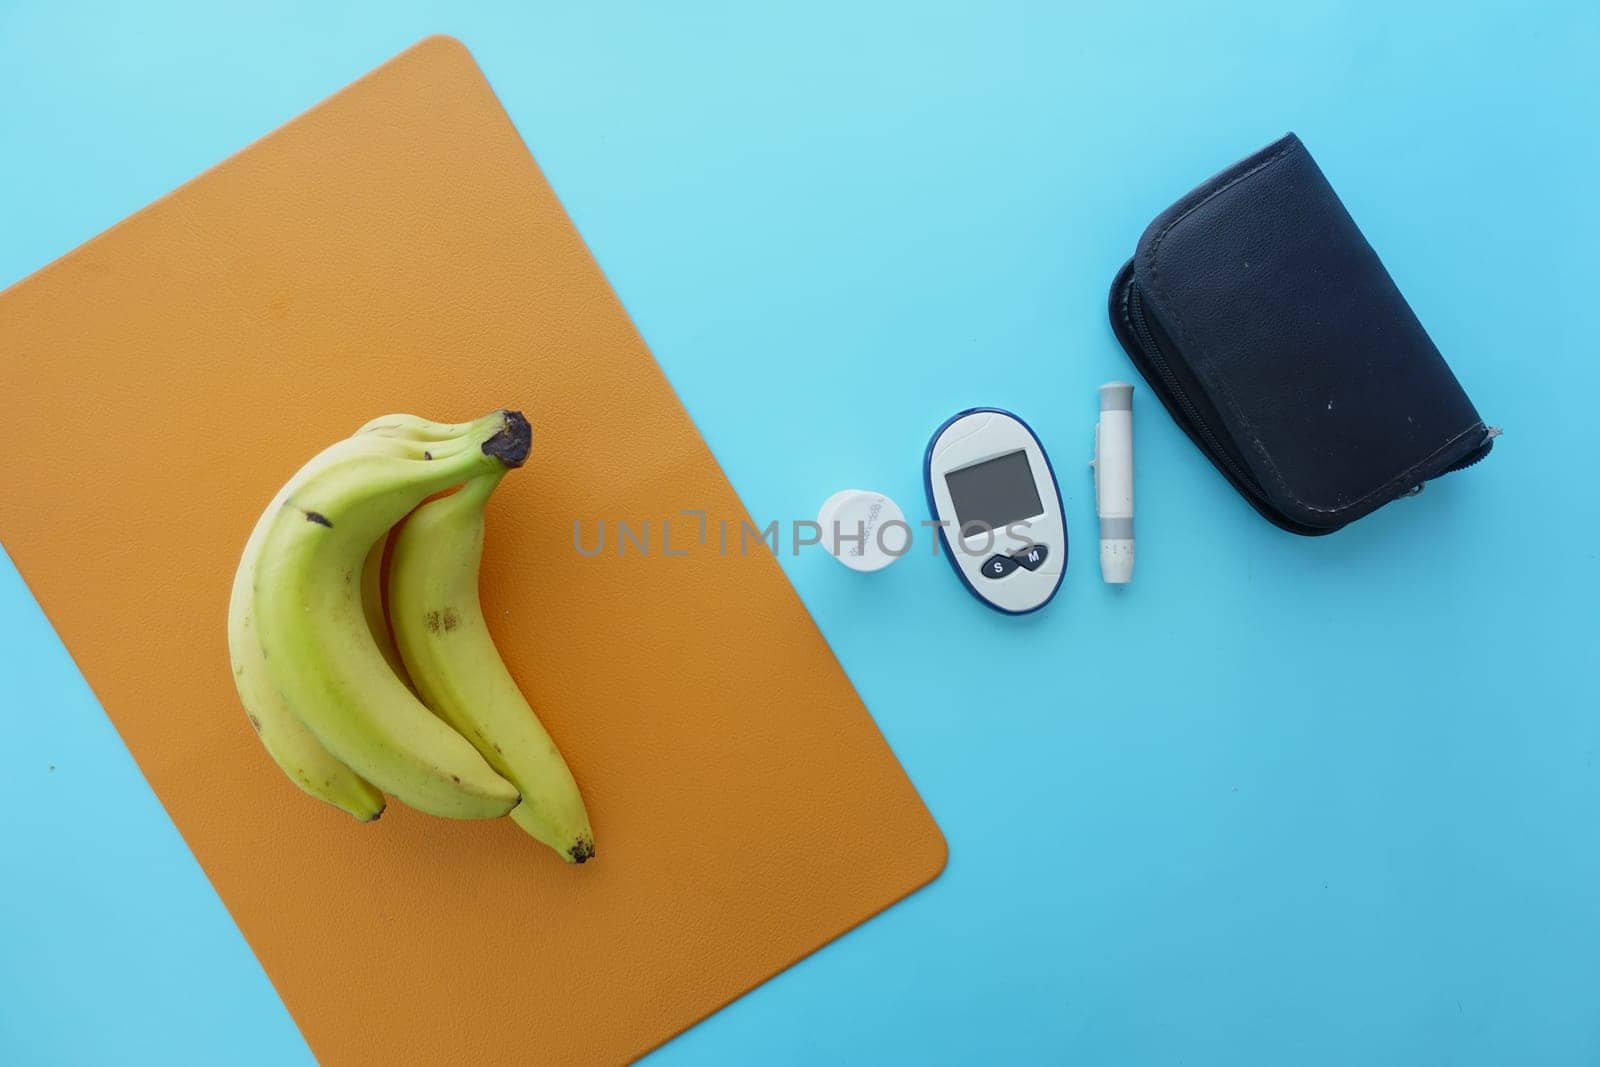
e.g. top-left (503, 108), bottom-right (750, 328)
top-left (924, 408), bottom-right (1066, 615)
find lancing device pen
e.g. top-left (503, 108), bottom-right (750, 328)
top-left (1092, 381), bottom-right (1135, 584)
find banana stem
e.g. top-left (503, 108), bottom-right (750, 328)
top-left (356, 410), bottom-right (529, 469)
top-left (455, 468), bottom-right (507, 510)
top-left (356, 415), bottom-right (475, 441)
top-left (479, 410), bottom-right (531, 469)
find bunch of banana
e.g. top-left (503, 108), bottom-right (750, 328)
top-left (228, 409), bottom-right (595, 863)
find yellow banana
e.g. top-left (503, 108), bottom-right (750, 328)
top-left (389, 469), bottom-right (596, 862)
top-left (229, 413), bottom-right (479, 819)
top-left (253, 410), bottom-right (531, 819)
top-left (232, 441), bottom-right (415, 818)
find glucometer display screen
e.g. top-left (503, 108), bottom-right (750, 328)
top-left (944, 450), bottom-right (1044, 530)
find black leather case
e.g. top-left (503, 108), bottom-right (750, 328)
top-left (1109, 133), bottom-right (1494, 534)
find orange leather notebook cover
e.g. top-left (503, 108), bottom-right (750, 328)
top-left (0, 37), bottom-right (944, 1064)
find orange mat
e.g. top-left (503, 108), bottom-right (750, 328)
top-left (0, 37), bottom-right (944, 1065)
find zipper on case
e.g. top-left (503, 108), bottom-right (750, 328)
top-left (1126, 284), bottom-right (1269, 504)
top-left (1444, 426), bottom-right (1500, 473)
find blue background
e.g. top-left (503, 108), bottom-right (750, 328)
top-left (3, 1), bottom-right (1597, 1063)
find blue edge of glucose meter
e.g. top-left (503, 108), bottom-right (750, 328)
top-left (922, 407), bottom-right (1068, 617)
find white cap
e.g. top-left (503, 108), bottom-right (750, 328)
top-left (816, 489), bottom-right (908, 572)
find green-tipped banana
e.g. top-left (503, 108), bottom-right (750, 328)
top-left (231, 440), bottom-right (417, 819)
top-left (389, 470), bottom-right (596, 862)
top-left (253, 410), bottom-right (532, 820)
top-left (230, 413), bottom-right (487, 819)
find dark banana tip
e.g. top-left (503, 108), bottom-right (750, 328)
top-left (481, 409), bottom-right (531, 469)
top-left (568, 836), bottom-right (595, 864)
